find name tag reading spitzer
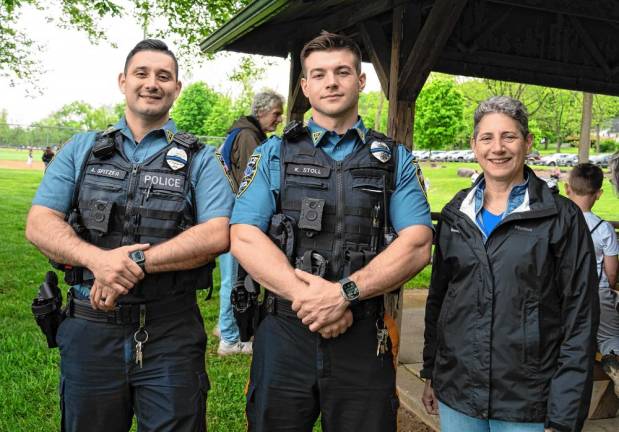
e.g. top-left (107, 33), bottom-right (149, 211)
top-left (286, 164), bottom-right (331, 178)
top-left (88, 166), bottom-right (128, 180)
top-left (140, 172), bottom-right (185, 193)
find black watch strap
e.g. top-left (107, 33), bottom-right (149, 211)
top-left (129, 250), bottom-right (146, 273)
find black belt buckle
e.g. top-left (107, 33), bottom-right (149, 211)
top-left (110, 304), bottom-right (136, 324)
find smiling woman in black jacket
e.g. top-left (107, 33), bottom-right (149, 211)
top-left (421, 96), bottom-right (599, 432)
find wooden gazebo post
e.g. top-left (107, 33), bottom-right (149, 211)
top-left (287, 45), bottom-right (311, 123)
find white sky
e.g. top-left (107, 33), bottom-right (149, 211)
top-left (0, 6), bottom-right (381, 125)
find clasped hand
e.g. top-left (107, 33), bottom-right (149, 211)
top-left (88, 243), bottom-right (149, 311)
top-left (291, 269), bottom-right (353, 338)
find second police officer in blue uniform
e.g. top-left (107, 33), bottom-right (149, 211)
top-left (26, 40), bottom-right (234, 431)
top-left (231, 32), bottom-right (434, 431)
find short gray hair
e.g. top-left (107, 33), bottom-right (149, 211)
top-left (252, 89), bottom-right (285, 117)
top-left (473, 96), bottom-right (529, 139)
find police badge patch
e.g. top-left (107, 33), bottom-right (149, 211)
top-left (237, 154), bottom-right (261, 197)
top-left (165, 147), bottom-right (188, 170)
top-left (412, 158), bottom-right (428, 198)
top-left (370, 141), bottom-right (391, 163)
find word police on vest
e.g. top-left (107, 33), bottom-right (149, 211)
top-left (140, 173), bottom-right (184, 193)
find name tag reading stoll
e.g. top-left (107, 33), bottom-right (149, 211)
top-left (140, 172), bottom-right (184, 193)
top-left (286, 164), bottom-right (330, 178)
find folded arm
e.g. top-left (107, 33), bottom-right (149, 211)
top-left (144, 217), bottom-right (229, 273)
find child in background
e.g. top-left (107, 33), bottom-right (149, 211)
top-left (566, 163), bottom-right (619, 396)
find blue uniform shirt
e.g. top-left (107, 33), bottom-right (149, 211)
top-left (231, 117), bottom-right (432, 233)
top-left (33, 117), bottom-right (235, 223)
top-left (33, 117), bottom-right (235, 297)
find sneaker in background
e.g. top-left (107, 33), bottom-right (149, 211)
top-left (217, 339), bottom-right (253, 356)
top-left (212, 324), bottom-right (220, 339)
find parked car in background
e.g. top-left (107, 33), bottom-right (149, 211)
top-left (461, 150), bottom-right (477, 162)
top-left (429, 151), bottom-right (447, 162)
top-left (412, 150), bottom-right (430, 161)
top-left (526, 150), bottom-right (540, 164)
top-left (539, 153), bottom-right (576, 166)
top-left (589, 153), bottom-right (611, 168)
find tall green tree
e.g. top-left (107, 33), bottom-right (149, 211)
top-left (34, 101), bottom-right (116, 131)
top-left (359, 91), bottom-right (388, 132)
top-left (171, 81), bottom-right (238, 137)
top-left (413, 78), bottom-right (466, 150)
top-left (534, 89), bottom-right (581, 151)
top-left (0, 0), bottom-right (250, 85)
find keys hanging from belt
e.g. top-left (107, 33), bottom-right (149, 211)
top-left (376, 318), bottom-right (388, 357)
top-left (133, 305), bottom-right (148, 368)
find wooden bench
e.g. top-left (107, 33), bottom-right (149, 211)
top-left (588, 353), bottom-right (619, 419)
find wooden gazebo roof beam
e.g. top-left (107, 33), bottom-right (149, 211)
top-left (398, 0), bottom-right (469, 101)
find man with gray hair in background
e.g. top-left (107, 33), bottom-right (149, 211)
top-left (215, 89), bottom-right (285, 355)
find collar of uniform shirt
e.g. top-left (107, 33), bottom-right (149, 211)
top-left (114, 116), bottom-right (178, 145)
top-left (307, 117), bottom-right (367, 147)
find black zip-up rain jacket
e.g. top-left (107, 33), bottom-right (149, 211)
top-left (421, 168), bottom-right (599, 432)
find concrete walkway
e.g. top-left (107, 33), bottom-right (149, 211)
top-left (396, 290), bottom-right (619, 432)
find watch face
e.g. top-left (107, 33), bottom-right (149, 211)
top-left (130, 250), bottom-right (145, 263)
top-left (342, 280), bottom-right (359, 300)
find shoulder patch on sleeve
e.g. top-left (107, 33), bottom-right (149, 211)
top-left (412, 158), bottom-right (428, 199)
top-left (214, 150), bottom-right (236, 192)
top-left (237, 153), bottom-right (261, 198)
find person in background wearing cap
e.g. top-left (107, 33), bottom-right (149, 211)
top-left (230, 31), bottom-right (433, 431)
top-left (25, 39), bottom-right (234, 432)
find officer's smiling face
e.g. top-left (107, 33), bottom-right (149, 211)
top-left (301, 49), bottom-right (366, 122)
top-left (119, 50), bottom-right (182, 123)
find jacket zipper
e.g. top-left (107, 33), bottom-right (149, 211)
top-left (123, 165), bottom-right (139, 244)
top-left (333, 161), bottom-right (344, 274)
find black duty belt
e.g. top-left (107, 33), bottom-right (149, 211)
top-left (66, 291), bottom-right (197, 325)
top-left (265, 294), bottom-right (383, 322)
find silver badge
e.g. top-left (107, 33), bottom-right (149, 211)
top-left (370, 141), bottom-right (391, 163)
top-left (165, 147), bottom-right (188, 170)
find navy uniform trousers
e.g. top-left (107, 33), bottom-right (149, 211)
top-left (246, 313), bottom-right (399, 432)
top-left (57, 298), bottom-right (209, 432)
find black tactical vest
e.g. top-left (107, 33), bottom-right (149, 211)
top-left (70, 128), bottom-right (213, 302)
top-left (276, 125), bottom-right (397, 282)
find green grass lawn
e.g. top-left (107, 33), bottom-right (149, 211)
top-left (0, 162), bottom-right (616, 429)
top-left (0, 147), bottom-right (45, 161)
top-left (0, 168), bottom-right (251, 431)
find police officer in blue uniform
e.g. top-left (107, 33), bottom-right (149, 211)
top-left (230, 32), bottom-right (433, 432)
top-left (25, 39), bottom-right (234, 432)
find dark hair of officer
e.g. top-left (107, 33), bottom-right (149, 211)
top-left (300, 31), bottom-right (362, 75)
top-left (568, 163), bottom-right (604, 195)
top-left (124, 39), bottom-right (179, 79)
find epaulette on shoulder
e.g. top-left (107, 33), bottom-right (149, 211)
top-left (100, 126), bottom-right (120, 137)
top-left (282, 120), bottom-right (307, 141)
top-left (366, 129), bottom-right (395, 146)
top-left (172, 132), bottom-right (201, 151)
